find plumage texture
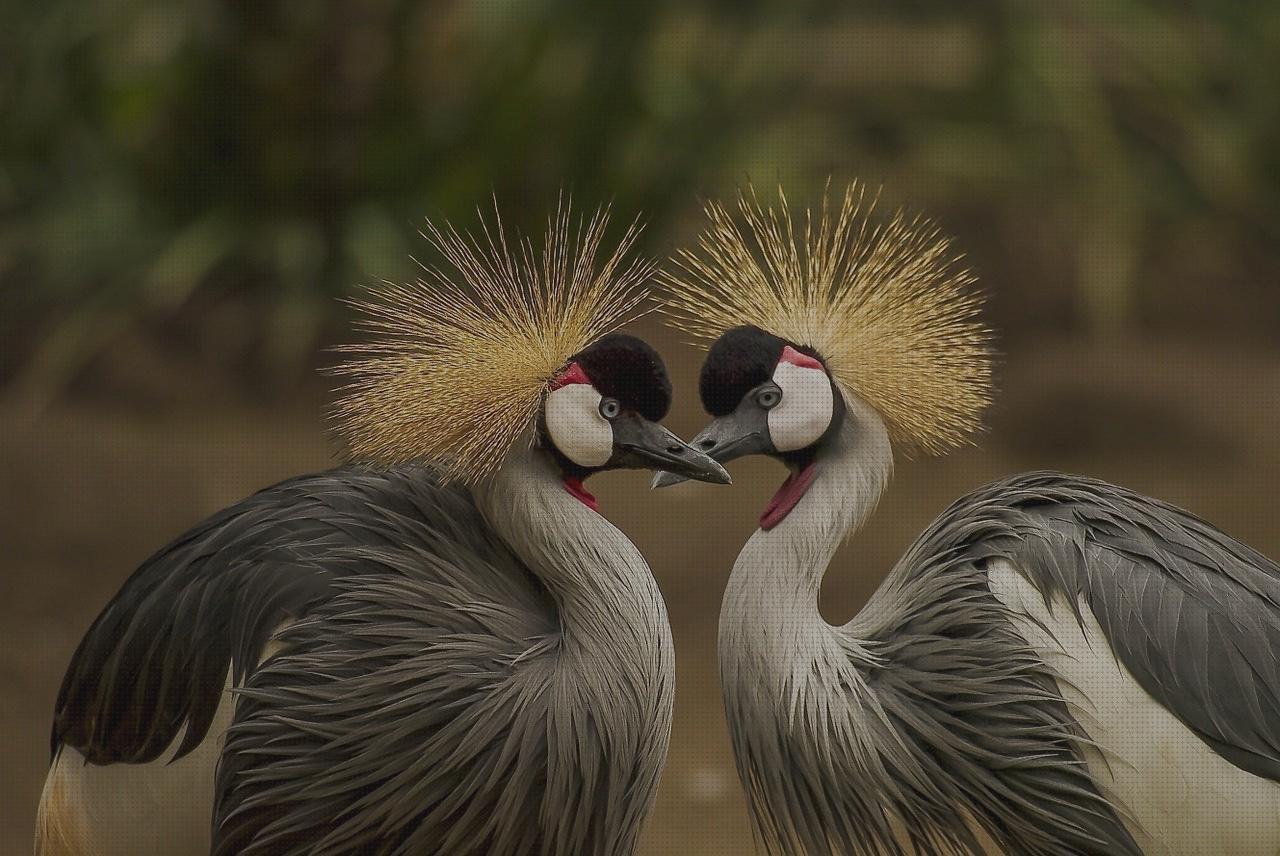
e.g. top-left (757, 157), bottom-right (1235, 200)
top-left (206, 467), bottom-right (553, 854)
top-left (660, 182), bottom-right (992, 455)
top-left (51, 472), bottom-right (356, 766)
top-left (976, 472), bottom-right (1280, 786)
top-left (719, 406), bottom-right (1139, 856)
top-left (333, 198), bottom-right (652, 481)
top-left (54, 462), bottom-right (673, 855)
top-left (722, 400), bottom-right (1280, 854)
top-left (868, 469), bottom-right (1280, 852)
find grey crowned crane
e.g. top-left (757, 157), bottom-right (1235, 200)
top-left (656, 185), bottom-right (1280, 855)
top-left (37, 203), bottom-right (729, 856)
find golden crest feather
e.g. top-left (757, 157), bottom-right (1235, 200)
top-left (660, 182), bottom-right (993, 455)
top-left (332, 199), bottom-right (652, 481)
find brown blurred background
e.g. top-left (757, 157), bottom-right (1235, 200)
top-left (3, 1), bottom-right (1280, 852)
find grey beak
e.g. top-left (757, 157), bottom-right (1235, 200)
top-left (611, 414), bottom-right (731, 485)
top-left (651, 469), bottom-right (691, 490)
top-left (652, 411), bottom-right (772, 489)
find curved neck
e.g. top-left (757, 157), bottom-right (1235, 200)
top-left (470, 440), bottom-right (673, 854)
top-left (720, 391), bottom-right (892, 663)
top-left (471, 441), bottom-right (671, 658)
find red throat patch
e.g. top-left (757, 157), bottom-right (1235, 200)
top-left (778, 345), bottom-right (824, 371)
top-left (562, 475), bottom-right (599, 512)
top-left (550, 362), bottom-right (591, 390)
top-left (760, 463), bottom-right (817, 530)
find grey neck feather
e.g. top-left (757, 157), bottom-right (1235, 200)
top-left (472, 437), bottom-right (675, 852)
top-left (472, 437), bottom-right (673, 660)
top-left (720, 389), bottom-right (893, 680)
top-left (718, 391), bottom-right (903, 853)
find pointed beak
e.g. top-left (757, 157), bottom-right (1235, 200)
top-left (610, 414), bottom-right (732, 485)
top-left (651, 411), bottom-right (772, 489)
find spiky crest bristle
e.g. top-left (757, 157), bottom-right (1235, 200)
top-left (332, 199), bottom-right (652, 482)
top-left (660, 182), bottom-right (993, 456)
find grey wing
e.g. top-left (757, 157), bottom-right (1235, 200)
top-left (50, 467), bottom-right (426, 766)
top-left (52, 464), bottom-right (511, 769)
top-left (851, 490), bottom-right (1146, 856)
top-left (992, 472), bottom-right (1280, 782)
top-left (211, 484), bottom-right (558, 856)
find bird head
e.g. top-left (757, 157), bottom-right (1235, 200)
top-left (676, 325), bottom-right (845, 464)
top-left (653, 182), bottom-right (993, 528)
top-left (541, 332), bottom-right (729, 508)
top-left (331, 198), bottom-right (728, 510)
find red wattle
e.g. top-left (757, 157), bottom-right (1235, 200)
top-left (563, 475), bottom-right (599, 512)
top-left (760, 463), bottom-right (817, 530)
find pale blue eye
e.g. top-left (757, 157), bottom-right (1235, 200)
top-left (757, 388), bottom-right (781, 408)
top-left (599, 398), bottom-right (621, 419)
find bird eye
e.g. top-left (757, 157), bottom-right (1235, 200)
top-left (599, 398), bottom-right (621, 419)
top-left (756, 388), bottom-right (781, 409)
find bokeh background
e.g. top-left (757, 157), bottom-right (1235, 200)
top-left (4, 1), bottom-right (1280, 852)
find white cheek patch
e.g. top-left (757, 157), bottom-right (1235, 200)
top-left (544, 384), bottom-right (613, 468)
top-left (768, 361), bottom-right (834, 452)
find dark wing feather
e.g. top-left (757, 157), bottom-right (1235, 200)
top-left (977, 472), bottom-right (1280, 783)
top-left (51, 465), bottom-right (506, 766)
top-left (833, 470), bottom-right (1280, 854)
top-left (847, 494), bottom-right (1145, 855)
top-left (209, 472), bottom-right (562, 855)
top-left (211, 549), bottom-right (557, 855)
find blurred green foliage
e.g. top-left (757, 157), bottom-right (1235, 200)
top-left (3, 0), bottom-right (1279, 402)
